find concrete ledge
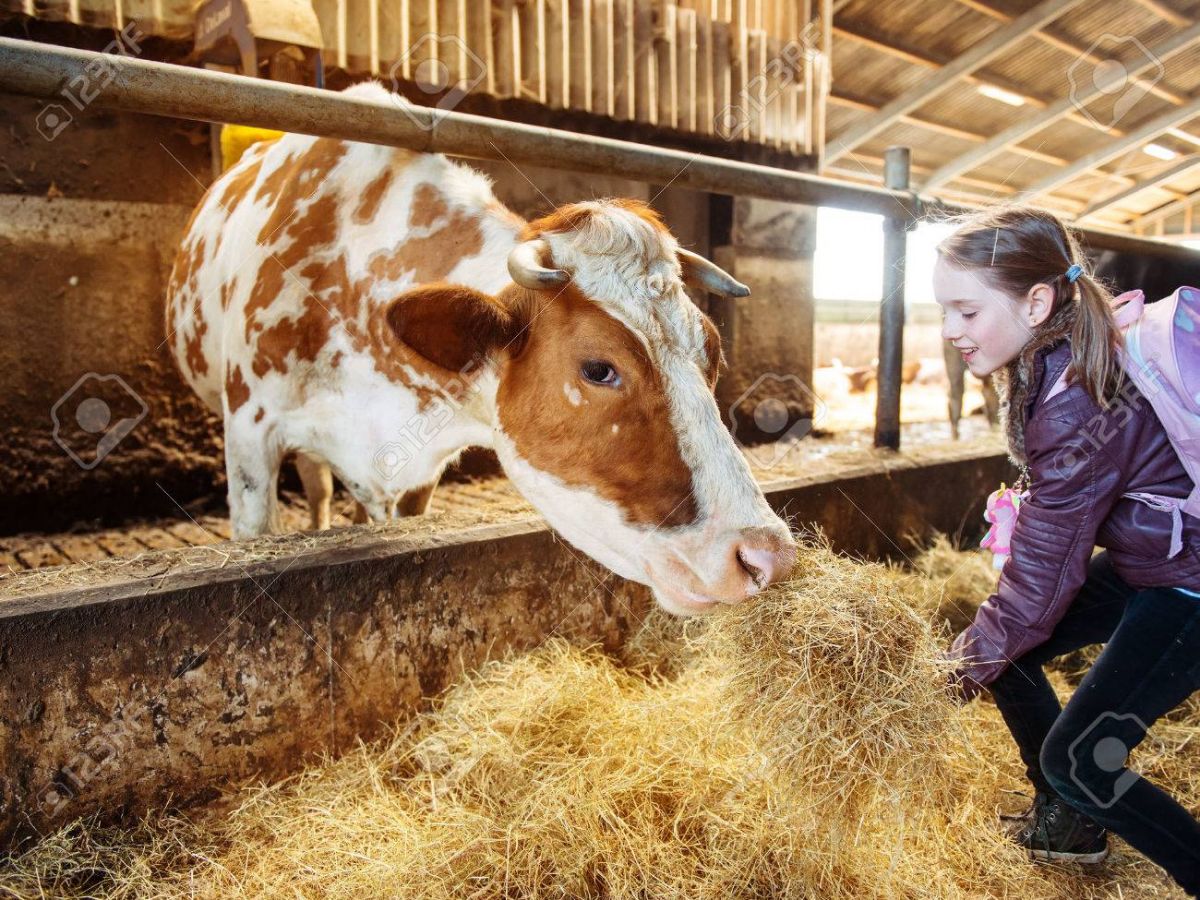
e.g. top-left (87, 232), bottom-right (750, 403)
top-left (0, 442), bottom-right (1012, 847)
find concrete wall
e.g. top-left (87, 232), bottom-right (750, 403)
top-left (714, 196), bottom-right (818, 445)
top-left (0, 88), bottom-right (814, 535)
top-left (0, 90), bottom-right (221, 535)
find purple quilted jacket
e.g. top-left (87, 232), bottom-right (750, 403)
top-left (952, 339), bottom-right (1200, 689)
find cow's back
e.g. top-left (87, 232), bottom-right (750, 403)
top-left (165, 87), bottom-right (521, 427)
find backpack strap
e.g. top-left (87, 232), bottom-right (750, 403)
top-left (1121, 491), bottom-right (1185, 559)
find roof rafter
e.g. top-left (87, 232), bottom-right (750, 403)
top-left (832, 22), bottom-right (1052, 110)
top-left (1021, 92), bottom-right (1200, 200)
top-left (1123, 0), bottom-right (1190, 27)
top-left (828, 90), bottom-right (1079, 169)
top-left (1076, 154), bottom-right (1200, 221)
top-left (920, 22), bottom-right (1200, 191)
top-left (1131, 184), bottom-right (1200, 228)
top-left (825, 0), bottom-right (1088, 166)
top-left (953, 0), bottom-right (1192, 111)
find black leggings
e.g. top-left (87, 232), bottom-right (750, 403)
top-left (989, 551), bottom-right (1200, 895)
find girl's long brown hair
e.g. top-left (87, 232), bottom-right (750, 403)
top-left (937, 206), bottom-right (1125, 407)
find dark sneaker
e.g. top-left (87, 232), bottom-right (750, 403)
top-left (998, 790), bottom-right (1038, 826)
top-left (1016, 793), bottom-right (1109, 864)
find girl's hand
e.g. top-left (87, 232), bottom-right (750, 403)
top-left (941, 649), bottom-right (985, 704)
top-left (948, 667), bottom-right (985, 704)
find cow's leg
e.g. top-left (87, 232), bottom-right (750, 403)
top-left (351, 502), bottom-right (370, 524)
top-left (943, 342), bottom-right (964, 441)
top-left (981, 374), bottom-right (1000, 429)
top-left (225, 420), bottom-right (285, 539)
top-left (295, 452), bottom-right (333, 531)
top-left (396, 481), bottom-right (437, 517)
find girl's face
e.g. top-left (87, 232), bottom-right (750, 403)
top-left (933, 257), bottom-right (1051, 377)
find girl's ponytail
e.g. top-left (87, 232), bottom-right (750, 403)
top-left (1069, 271), bottom-right (1125, 408)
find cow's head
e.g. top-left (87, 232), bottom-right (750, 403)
top-left (390, 200), bottom-right (796, 615)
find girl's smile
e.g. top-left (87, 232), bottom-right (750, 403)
top-left (933, 257), bottom-right (1047, 378)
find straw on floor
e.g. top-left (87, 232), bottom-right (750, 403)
top-left (0, 537), bottom-right (1194, 899)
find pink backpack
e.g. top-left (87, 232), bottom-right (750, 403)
top-left (1005, 286), bottom-right (1200, 564)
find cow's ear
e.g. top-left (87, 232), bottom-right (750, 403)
top-left (385, 283), bottom-right (525, 373)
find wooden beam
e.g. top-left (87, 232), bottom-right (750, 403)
top-left (1022, 92), bottom-right (1200, 200)
top-left (832, 21), bottom-right (1051, 110)
top-left (828, 90), bottom-right (1105, 176)
top-left (1128, 0), bottom-right (1191, 27)
top-left (825, 0), bottom-right (1087, 165)
top-left (921, 22), bottom-right (1200, 190)
top-left (952, 0), bottom-right (1191, 109)
top-left (1076, 154), bottom-right (1200, 220)
top-left (1132, 186), bottom-right (1200, 229)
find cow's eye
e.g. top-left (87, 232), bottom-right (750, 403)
top-left (581, 360), bottom-right (620, 386)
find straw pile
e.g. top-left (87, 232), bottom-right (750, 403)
top-left (1, 538), bottom-right (1193, 899)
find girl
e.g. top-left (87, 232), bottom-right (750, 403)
top-left (936, 206), bottom-right (1200, 895)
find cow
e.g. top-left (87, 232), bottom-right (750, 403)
top-left (942, 340), bottom-right (999, 440)
top-left (165, 81), bottom-right (796, 617)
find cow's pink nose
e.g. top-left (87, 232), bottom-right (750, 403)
top-left (734, 529), bottom-right (797, 596)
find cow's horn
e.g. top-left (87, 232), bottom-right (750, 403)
top-left (678, 248), bottom-right (750, 298)
top-left (507, 239), bottom-right (570, 290)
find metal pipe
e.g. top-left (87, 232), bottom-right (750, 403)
top-left (874, 146), bottom-right (910, 451)
top-left (0, 37), bottom-right (921, 219)
top-left (3, 39), bottom-right (1194, 261)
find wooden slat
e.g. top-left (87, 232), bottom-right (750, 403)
top-left (343, 0), bottom-right (373, 73)
top-left (197, 516), bottom-right (233, 541)
top-left (592, 0), bottom-right (614, 115)
top-left (711, 17), bottom-right (731, 138)
top-left (545, 0), bottom-right (566, 108)
top-left (53, 535), bottom-right (110, 564)
top-left (16, 542), bottom-right (68, 570)
top-left (613, 0), bottom-right (634, 119)
top-left (406, 0), bottom-right (434, 89)
top-left (129, 527), bottom-right (187, 552)
top-left (94, 531), bottom-right (147, 559)
top-left (376, 0), bottom-right (407, 80)
top-left (679, 6), bottom-right (697, 133)
top-left (655, 0), bottom-right (679, 130)
top-left (166, 521), bottom-right (220, 546)
top-left (747, 28), bottom-right (766, 143)
top-left (435, 0), bottom-right (458, 90)
top-left (695, 0), bottom-right (713, 135)
top-left (633, 0), bottom-right (655, 124)
top-left (728, 0), bottom-right (746, 139)
top-left (492, 0), bottom-right (516, 97)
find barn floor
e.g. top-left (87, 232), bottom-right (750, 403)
top-left (0, 416), bottom-right (1001, 579)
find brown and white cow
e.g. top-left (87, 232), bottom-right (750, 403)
top-left (166, 82), bottom-right (795, 616)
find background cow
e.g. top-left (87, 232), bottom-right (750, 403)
top-left (165, 82), bottom-right (795, 616)
top-left (942, 341), bottom-right (999, 440)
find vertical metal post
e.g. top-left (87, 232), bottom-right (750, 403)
top-left (874, 145), bottom-right (910, 450)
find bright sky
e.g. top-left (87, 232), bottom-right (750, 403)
top-left (813, 207), bottom-right (953, 303)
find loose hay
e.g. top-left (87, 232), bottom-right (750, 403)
top-left (1, 539), bottom-right (1193, 899)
